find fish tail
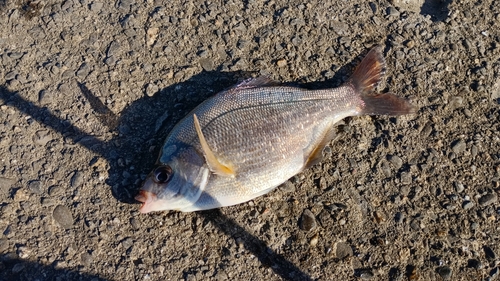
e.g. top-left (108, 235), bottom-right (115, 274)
top-left (349, 46), bottom-right (415, 116)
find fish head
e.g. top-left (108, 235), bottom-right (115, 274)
top-left (136, 147), bottom-right (209, 213)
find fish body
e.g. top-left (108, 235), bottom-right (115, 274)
top-left (136, 46), bottom-right (414, 213)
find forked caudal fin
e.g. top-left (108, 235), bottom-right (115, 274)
top-left (349, 46), bottom-right (415, 116)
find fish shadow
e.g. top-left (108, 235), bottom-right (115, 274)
top-left (108, 70), bottom-right (314, 280)
top-left (0, 257), bottom-right (108, 281)
top-left (103, 71), bottom-right (244, 203)
top-left (0, 69), bottom-right (315, 280)
top-left (1, 49), bottom-right (380, 278)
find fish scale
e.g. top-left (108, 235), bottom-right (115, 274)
top-left (195, 90), bottom-right (357, 210)
top-left (136, 46), bottom-right (415, 213)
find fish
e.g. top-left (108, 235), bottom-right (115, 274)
top-left (135, 46), bottom-right (415, 213)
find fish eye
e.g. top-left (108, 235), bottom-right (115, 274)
top-left (153, 165), bottom-right (172, 183)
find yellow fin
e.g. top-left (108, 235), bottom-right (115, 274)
top-left (304, 127), bottom-right (336, 170)
top-left (193, 114), bottom-right (235, 177)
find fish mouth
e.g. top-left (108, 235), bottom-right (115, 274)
top-left (135, 190), bottom-right (157, 213)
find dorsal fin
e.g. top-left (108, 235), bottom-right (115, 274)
top-left (227, 76), bottom-right (281, 93)
top-left (348, 45), bottom-right (386, 96)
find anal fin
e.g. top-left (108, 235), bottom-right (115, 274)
top-left (193, 114), bottom-right (235, 177)
top-left (304, 126), bottom-right (337, 170)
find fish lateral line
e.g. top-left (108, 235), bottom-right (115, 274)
top-left (193, 114), bottom-right (236, 177)
top-left (200, 97), bottom-right (332, 128)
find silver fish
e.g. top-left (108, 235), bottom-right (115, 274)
top-left (135, 46), bottom-right (414, 213)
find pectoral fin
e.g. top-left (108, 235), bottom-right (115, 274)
top-left (193, 114), bottom-right (235, 177)
top-left (304, 127), bottom-right (337, 170)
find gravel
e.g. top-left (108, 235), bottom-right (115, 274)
top-left (299, 209), bottom-right (317, 231)
top-left (437, 266), bottom-right (452, 280)
top-left (52, 205), bottom-right (74, 229)
top-left (27, 180), bottom-right (42, 195)
top-left (1, 0), bottom-right (499, 280)
top-left (70, 171), bottom-right (84, 189)
top-left (478, 193), bottom-right (498, 206)
top-left (334, 242), bottom-right (353, 260)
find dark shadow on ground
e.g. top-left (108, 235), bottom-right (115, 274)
top-left (0, 47), bottom-right (389, 279)
top-left (420, 0), bottom-right (452, 22)
top-left (203, 209), bottom-right (312, 280)
top-left (0, 257), bottom-right (108, 281)
top-left (0, 43), bottom-right (396, 279)
top-left (104, 71), bottom-right (244, 203)
top-left (0, 69), bottom-right (315, 280)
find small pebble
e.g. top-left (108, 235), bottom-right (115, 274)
top-left (53, 205), bottom-right (74, 229)
top-left (463, 108), bottom-right (472, 118)
top-left (104, 56), bottom-right (116, 66)
top-left (8, 52), bottom-right (24, 59)
top-left (400, 172), bottom-right (411, 184)
top-left (405, 40), bottom-right (415, 48)
top-left (335, 242), bottom-right (352, 259)
top-left (199, 58), bottom-right (214, 71)
top-left (467, 259), bottom-right (482, 269)
top-left (490, 267), bottom-right (499, 278)
top-left (279, 181), bottom-right (295, 193)
top-left (291, 36), bottom-right (302, 46)
top-left (386, 7), bottom-right (400, 17)
top-left (38, 90), bottom-right (54, 104)
top-left (117, 0), bottom-right (134, 12)
top-left (145, 83), bottom-right (158, 97)
top-left (299, 209), bottom-right (317, 231)
top-left (121, 237), bottom-right (134, 250)
top-left (12, 263), bottom-right (25, 273)
top-left (310, 234), bottom-right (319, 247)
top-left (48, 185), bottom-right (62, 196)
top-left (0, 177), bottom-right (15, 195)
top-left (41, 197), bottom-right (57, 206)
top-left (70, 171), bottom-right (84, 188)
top-left (373, 211), bottom-right (386, 223)
top-left (33, 130), bottom-right (52, 146)
top-left (388, 155), bottom-right (403, 169)
top-left (484, 246), bottom-right (496, 261)
top-left (27, 180), bottom-right (42, 194)
top-left (380, 161), bottom-right (392, 178)
top-left (90, 2), bottom-right (103, 12)
top-left (76, 63), bottom-right (90, 79)
top-left (410, 219), bottom-right (420, 231)
top-left (16, 246), bottom-right (30, 258)
top-left (454, 182), bottom-right (464, 193)
top-left (451, 140), bottom-right (466, 154)
top-left (0, 238), bottom-right (9, 252)
top-left (478, 193), bottom-right (497, 206)
top-left (462, 201), bottom-right (474, 210)
top-left (81, 252), bottom-right (93, 267)
top-left (437, 266), bottom-right (452, 280)
top-left (13, 189), bottom-right (29, 201)
top-left (58, 82), bottom-right (71, 92)
top-left (146, 27), bottom-right (159, 46)
top-left (394, 212), bottom-right (404, 223)
top-left (449, 96), bottom-right (463, 108)
top-left (130, 218), bottom-right (139, 229)
top-left (107, 40), bottom-right (121, 57)
top-left (355, 268), bottom-right (374, 279)
top-left (5, 71), bottom-right (17, 81)
top-left (237, 39), bottom-right (249, 49)
top-left (277, 59), bottom-right (287, 67)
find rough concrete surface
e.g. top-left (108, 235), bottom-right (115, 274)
top-left (0, 0), bottom-right (499, 280)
